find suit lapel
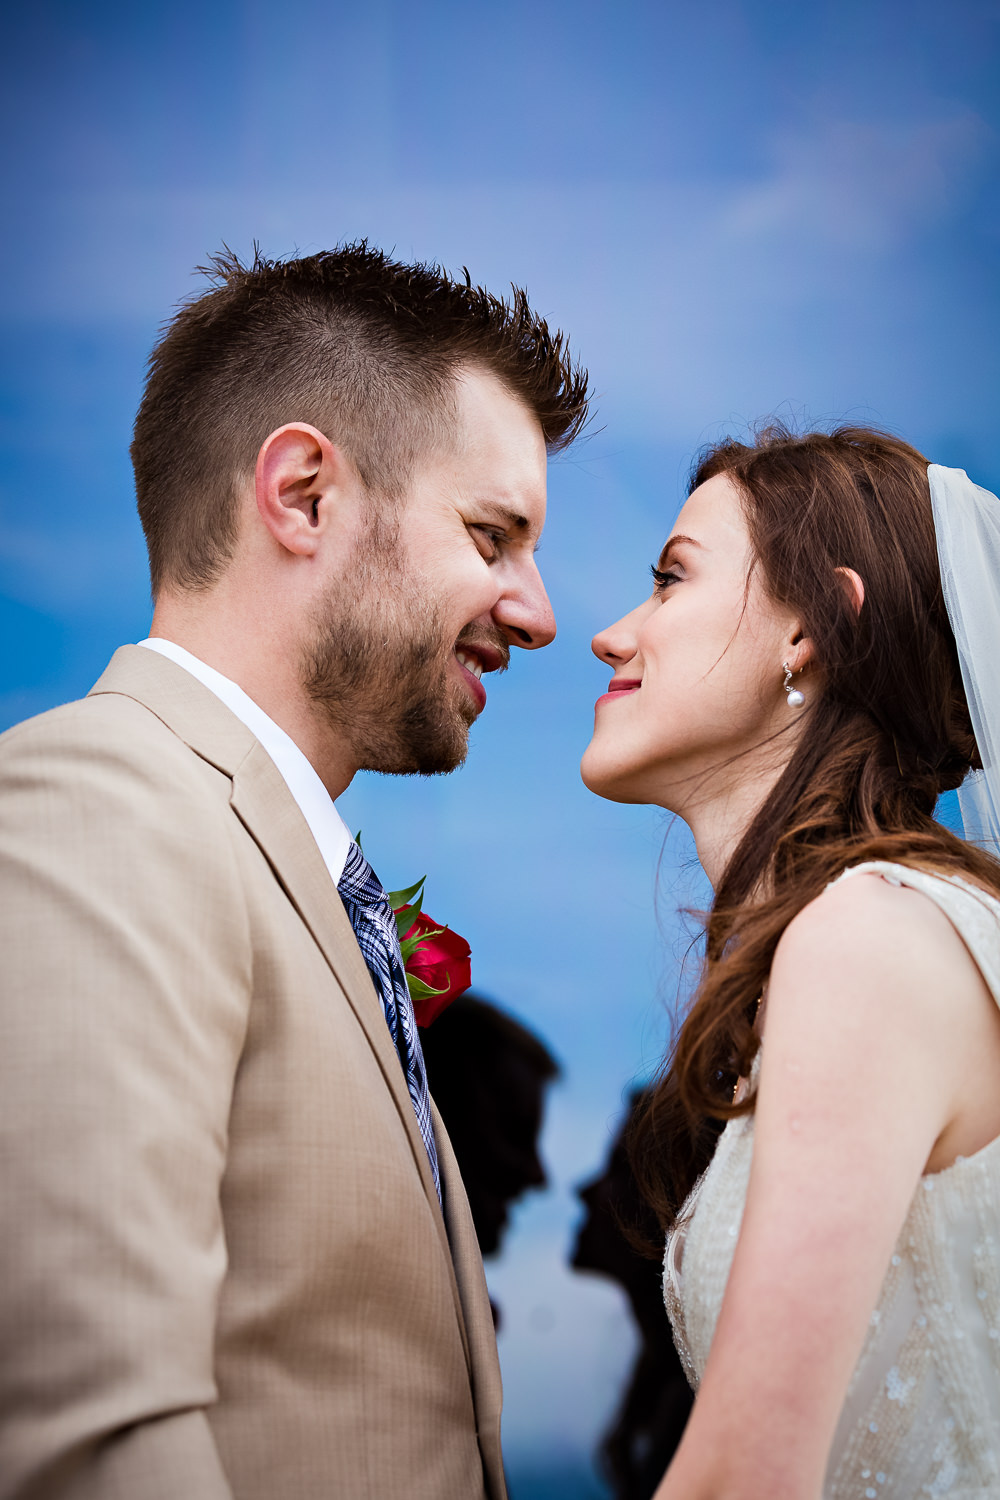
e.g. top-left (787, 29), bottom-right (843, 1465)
top-left (227, 741), bottom-right (448, 1211)
top-left (89, 646), bottom-right (475, 1373)
top-left (434, 1105), bottom-right (508, 1500)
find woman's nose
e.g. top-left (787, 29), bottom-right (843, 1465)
top-left (591, 603), bottom-right (645, 667)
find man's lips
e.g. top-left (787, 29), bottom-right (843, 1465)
top-left (594, 678), bottom-right (641, 710)
top-left (453, 640), bottom-right (507, 713)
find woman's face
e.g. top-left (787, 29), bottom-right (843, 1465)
top-left (581, 473), bottom-right (803, 812)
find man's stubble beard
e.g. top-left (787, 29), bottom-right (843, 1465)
top-left (301, 544), bottom-right (480, 777)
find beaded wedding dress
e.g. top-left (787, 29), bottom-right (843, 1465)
top-left (663, 862), bottom-right (1000, 1499)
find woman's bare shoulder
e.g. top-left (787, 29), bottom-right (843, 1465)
top-left (767, 867), bottom-right (991, 1048)
top-left (779, 865), bottom-right (979, 966)
top-left (763, 867), bottom-right (1000, 1156)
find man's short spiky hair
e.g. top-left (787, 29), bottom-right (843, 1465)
top-left (131, 242), bottom-right (590, 594)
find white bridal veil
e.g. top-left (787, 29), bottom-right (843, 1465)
top-left (928, 463), bottom-right (1000, 858)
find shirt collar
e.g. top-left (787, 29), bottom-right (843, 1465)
top-left (137, 637), bottom-right (353, 886)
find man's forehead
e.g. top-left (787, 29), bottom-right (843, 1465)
top-left (416, 367), bottom-right (548, 530)
top-left (450, 367), bottom-right (546, 459)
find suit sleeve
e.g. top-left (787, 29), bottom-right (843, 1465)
top-left (0, 701), bottom-right (252, 1498)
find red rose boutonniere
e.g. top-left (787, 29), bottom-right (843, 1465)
top-left (387, 875), bottom-right (472, 1029)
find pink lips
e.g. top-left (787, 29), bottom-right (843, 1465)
top-left (456, 656), bottom-right (488, 712)
top-left (452, 638), bottom-right (507, 716)
top-left (594, 678), bottom-right (641, 710)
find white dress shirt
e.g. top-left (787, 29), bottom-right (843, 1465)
top-left (137, 637), bottom-right (352, 886)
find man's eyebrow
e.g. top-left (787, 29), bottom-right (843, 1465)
top-left (657, 533), bottom-right (704, 567)
top-left (480, 503), bottom-right (531, 532)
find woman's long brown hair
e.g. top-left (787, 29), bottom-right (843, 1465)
top-left (630, 424), bottom-right (1000, 1230)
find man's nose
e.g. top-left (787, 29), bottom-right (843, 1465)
top-left (492, 561), bottom-right (556, 649)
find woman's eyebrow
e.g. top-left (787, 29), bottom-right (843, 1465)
top-left (657, 534), bottom-right (705, 568)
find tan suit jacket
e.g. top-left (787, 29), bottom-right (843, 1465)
top-left (0, 646), bottom-right (506, 1500)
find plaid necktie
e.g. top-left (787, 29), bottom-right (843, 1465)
top-left (337, 839), bottom-right (441, 1201)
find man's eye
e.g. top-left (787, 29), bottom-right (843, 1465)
top-left (472, 527), bottom-right (505, 561)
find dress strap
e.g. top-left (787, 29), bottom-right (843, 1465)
top-left (833, 860), bottom-right (1000, 1010)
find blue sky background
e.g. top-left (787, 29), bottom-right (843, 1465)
top-left (2, 2), bottom-right (998, 1493)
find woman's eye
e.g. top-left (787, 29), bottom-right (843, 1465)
top-left (650, 564), bottom-right (681, 592)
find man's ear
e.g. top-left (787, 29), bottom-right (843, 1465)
top-left (254, 423), bottom-right (355, 557)
top-left (834, 565), bottom-right (866, 616)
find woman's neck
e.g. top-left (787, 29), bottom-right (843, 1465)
top-left (677, 751), bottom-right (792, 889)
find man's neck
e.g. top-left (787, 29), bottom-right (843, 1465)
top-left (148, 599), bottom-right (356, 801)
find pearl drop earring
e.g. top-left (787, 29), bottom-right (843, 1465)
top-left (783, 661), bottom-right (805, 708)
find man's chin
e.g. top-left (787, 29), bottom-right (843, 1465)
top-left (365, 745), bottom-right (469, 777)
top-left (358, 714), bottom-right (473, 777)
top-left (404, 692), bottom-right (477, 776)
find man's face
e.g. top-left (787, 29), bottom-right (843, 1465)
top-left (303, 368), bottom-right (553, 775)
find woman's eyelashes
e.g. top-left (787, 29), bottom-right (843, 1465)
top-left (650, 563), bottom-right (682, 593)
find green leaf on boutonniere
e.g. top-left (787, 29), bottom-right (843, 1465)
top-left (395, 895), bottom-right (424, 942)
top-left (399, 924), bottom-right (445, 963)
top-left (387, 876), bottom-right (426, 911)
top-left (406, 972), bottom-right (448, 1000)
top-left (374, 870), bottom-right (470, 1024)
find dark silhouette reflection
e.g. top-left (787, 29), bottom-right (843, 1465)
top-left (571, 1092), bottom-right (693, 1500)
top-left (422, 993), bottom-right (559, 1260)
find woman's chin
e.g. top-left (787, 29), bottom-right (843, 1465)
top-left (581, 743), bottom-right (685, 812)
top-left (580, 747), bottom-right (643, 804)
